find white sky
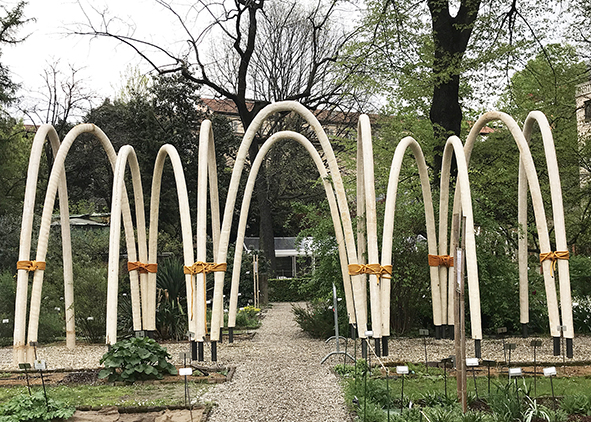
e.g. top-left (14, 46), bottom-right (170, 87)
top-left (3, 0), bottom-right (192, 122)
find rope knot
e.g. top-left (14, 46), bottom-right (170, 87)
top-left (539, 251), bottom-right (569, 277)
top-left (127, 261), bottom-right (158, 274)
top-left (184, 262), bottom-right (227, 275)
top-left (428, 254), bottom-right (454, 268)
top-left (17, 260), bottom-right (46, 272)
top-left (348, 263), bottom-right (392, 284)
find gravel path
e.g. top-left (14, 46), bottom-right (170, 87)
top-left (200, 302), bottom-right (353, 422)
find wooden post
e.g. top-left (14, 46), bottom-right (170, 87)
top-left (453, 213), bottom-right (467, 412)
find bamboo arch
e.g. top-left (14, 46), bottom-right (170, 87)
top-left (14, 100), bottom-right (574, 365)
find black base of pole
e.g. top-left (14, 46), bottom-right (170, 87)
top-left (553, 337), bottom-right (561, 356)
top-left (191, 340), bottom-right (197, 361)
top-left (567, 338), bottom-right (573, 358)
top-left (521, 323), bottom-right (528, 338)
top-left (198, 341), bottom-right (204, 362)
top-left (382, 336), bottom-right (389, 356)
top-left (229, 327), bottom-right (234, 343)
top-left (435, 325), bottom-right (442, 340)
top-left (211, 341), bottom-right (217, 361)
top-left (449, 326), bottom-right (454, 340)
top-left (374, 338), bottom-right (381, 357)
top-left (146, 330), bottom-right (157, 339)
top-left (475, 339), bottom-right (481, 359)
top-left (442, 325), bottom-right (448, 339)
top-left (350, 324), bottom-right (356, 340)
top-left (361, 339), bottom-right (367, 359)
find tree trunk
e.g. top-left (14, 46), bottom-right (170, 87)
top-left (428, 0), bottom-right (481, 183)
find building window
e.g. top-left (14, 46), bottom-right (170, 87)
top-left (585, 100), bottom-right (591, 121)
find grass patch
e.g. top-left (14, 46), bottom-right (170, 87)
top-left (0, 382), bottom-right (210, 407)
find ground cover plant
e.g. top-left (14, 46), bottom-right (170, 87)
top-left (337, 361), bottom-right (591, 422)
top-left (98, 337), bottom-right (177, 383)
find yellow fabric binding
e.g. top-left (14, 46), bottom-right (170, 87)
top-left (16, 260), bottom-right (46, 271)
top-left (428, 254), bottom-right (454, 268)
top-left (539, 251), bottom-right (569, 277)
top-left (127, 261), bottom-right (158, 274)
top-left (348, 263), bottom-right (392, 284)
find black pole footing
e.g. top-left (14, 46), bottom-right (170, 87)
top-left (521, 323), bottom-right (528, 338)
top-left (211, 341), bottom-right (217, 361)
top-left (474, 339), bottom-right (481, 359)
top-left (553, 336), bottom-right (561, 356)
top-left (374, 338), bottom-right (381, 357)
top-left (361, 339), bottom-right (368, 359)
top-left (435, 325), bottom-right (442, 340)
top-left (382, 336), bottom-right (389, 356)
top-left (229, 327), bottom-right (234, 343)
top-left (191, 340), bottom-right (197, 361)
top-left (350, 324), bottom-right (357, 340)
top-left (198, 341), bottom-right (204, 362)
top-left (449, 326), bottom-right (454, 340)
top-left (567, 338), bottom-right (573, 358)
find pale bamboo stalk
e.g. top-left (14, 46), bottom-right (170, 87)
top-left (14, 125), bottom-right (74, 364)
top-left (227, 131), bottom-right (347, 329)
top-left (524, 112), bottom-right (573, 339)
top-left (25, 125), bottom-right (140, 354)
top-left (441, 136), bottom-right (481, 340)
top-left (148, 145), bottom-right (195, 338)
top-left (356, 127), bottom-right (368, 326)
top-left (518, 159), bottom-right (529, 325)
top-left (212, 101), bottom-right (366, 340)
top-left (463, 112), bottom-right (560, 338)
top-left (381, 137), bottom-right (439, 329)
top-left (105, 145), bottom-right (145, 344)
top-left (195, 121), bottom-right (211, 342)
top-left (357, 116), bottom-right (381, 338)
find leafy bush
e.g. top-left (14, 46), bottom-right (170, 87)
top-left (155, 258), bottom-right (187, 340)
top-left (560, 393), bottom-right (590, 415)
top-left (0, 391), bottom-right (75, 421)
top-left (292, 299), bottom-right (348, 339)
top-left (98, 336), bottom-right (177, 383)
top-left (235, 305), bottom-right (261, 328)
top-left (572, 296), bottom-right (591, 334)
top-left (268, 277), bottom-right (308, 302)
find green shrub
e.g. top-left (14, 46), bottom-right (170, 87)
top-left (98, 337), bottom-right (177, 383)
top-left (560, 393), bottom-right (590, 415)
top-left (235, 305), bottom-right (261, 328)
top-left (292, 299), bottom-right (348, 339)
top-left (572, 297), bottom-right (591, 334)
top-left (268, 277), bottom-right (308, 302)
top-left (0, 391), bottom-right (75, 421)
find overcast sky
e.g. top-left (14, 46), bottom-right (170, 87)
top-left (3, 0), bottom-right (188, 122)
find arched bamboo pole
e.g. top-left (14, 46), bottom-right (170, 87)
top-left (440, 136), bottom-right (481, 340)
top-left (21, 124), bottom-right (142, 356)
top-left (14, 125), bottom-right (74, 365)
top-left (381, 137), bottom-right (439, 333)
top-left (148, 145), bottom-right (195, 337)
top-left (227, 131), bottom-right (353, 331)
top-left (357, 115), bottom-right (382, 340)
top-left (523, 111), bottom-right (573, 341)
top-left (210, 101), bottom-right (365, 342)
top-left (105, 145), bottom-right (147, 344)
top-left (193, 121), bottom-right (223, 342)
top-left (460, 112), bottom-right (561, 339)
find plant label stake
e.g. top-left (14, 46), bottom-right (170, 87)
top-left (419, 329), bottom-right (429, 374)
top-left (179, 352), bottom-right (191, 407)
top-left (544, 367), bottom-right (557, 411)
top-left (530, 340), bottom-right (542, 396)
top-left (497, 327), bottom-right (507, 362)
top-left (397, 366), bottom-right (409, 413)
top-left (505, 343), bottom-right (516, 368)
top-left (509, 367), bottom-right (522, 403)
top-left (482, 360), bottom-right (495, 396)
top-left (34, 359), bottom-right (48, 407)
top-left (321, 284), bottom-right (355, 364)
top-left (441, 357), bottom-right (453, 399)
top-left (18, 363), bottom-right (31, 396)
top-left (558, 325), bottom-right (567, 368)
top-left (466, 358), bottom-right (479, 400)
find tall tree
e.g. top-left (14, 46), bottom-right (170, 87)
top-left (355, 0), bottom-right (557, 183)
top-left (74, 0), bottom-right (364, 274)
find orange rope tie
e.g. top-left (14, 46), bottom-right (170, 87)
top-left (539, 251), bottom-right (569, 277)
top-left (183, 262), bottom-right (228, 324)
top-left (127, 261), bottom-right (158, 274)
top-left (348, 263), bottom-right (393, 284)
top-left (428, 254), bottom-right (454, 268)
top-left (16, 260), bottom-right (46, 272)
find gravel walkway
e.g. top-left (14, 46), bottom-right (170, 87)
top-left (200, 302), bottom-right (353, 422)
